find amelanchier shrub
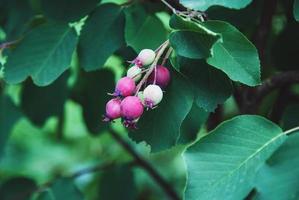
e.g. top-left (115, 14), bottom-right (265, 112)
top-left (0, 0), bottom-right (299, 199)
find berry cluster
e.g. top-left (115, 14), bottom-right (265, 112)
top-left (104, 48), bottom-right (171, 129)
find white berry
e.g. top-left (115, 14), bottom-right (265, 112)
top-left (127, 65), bottom-right (142, 82)
top-left (143, 84), bottom-right (163, 107)
top-left (137, 49), bottom-right (156, 66)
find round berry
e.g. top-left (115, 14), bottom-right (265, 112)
top-left (121, 96), bottom-right (144, 120)
top-left (127, 65), bottom-right (142, 82)
top-left (115, 77), bottom-right (136, 97)
top-left (143, 84), bottom-right (163, 108)
top-left (104, 98), bottom-right (122, 121)
top-left (136, 49), bottom-right (156, 66)
top-left (148, 65), bottom-right (171, 88)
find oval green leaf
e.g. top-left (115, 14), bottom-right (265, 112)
top-left (4, 22), bottom-right (78, 86)
top-left (184, 115), bottom-right (286, 200)
top-left (78, 3), bottom-right (125, 71)
top-left (179, 0), bottom-right (253, 11)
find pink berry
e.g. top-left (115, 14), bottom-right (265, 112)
top-left (115, 77), bottom-right (136, 97)
top-left (121, 96), bottom-right (144, 120)
top-left (148, 65), bottom-right (171, 88)
top-left (104, 98), bottom-right (122, 121)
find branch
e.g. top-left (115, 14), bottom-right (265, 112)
top-left (255, 70), bottom-right (299, 102)
top-left (252, 0), bottom-right (278, 65)
top-left (109, 129), bottom-right (181, 200)
top-left (241, 70), bottom-right (299, 113)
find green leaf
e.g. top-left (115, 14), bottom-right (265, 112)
top-left (0, 0), bottom-right (34, 40)
top-left (0, 177), bottom-right (37, 200)
top-left (21, 71), bottom-right (69, 127)
top-left (41, 0), bottom-right (99, 22)
top-left (99, 165), bottom-right (136, 200)
top-left (42, 178), bottom-right (83, 200)
top-left (0, 95), bottom-right (22, 156)
top-left (178, 103), bottom-right (209, 144)
top-left (72, 69), bottom-right (115, 134)
top-left (4, 22), bottom-right (78, 86)
top-left (294, 0), bottom-right (299, 21)
top-left (179, 0), bottom-right (253, 11)
top-left (78, 3), bottom-right (125, 71)
top-left (129, 68), bottom-right (193, 152)
top-left (169, 15), bottom-right (220, 59)
top-left (255, 105), bottom-right (299, 200)
top-left (125, 4), bottom-right (167, 52)
top-left (177, 57), bottom-right (232, 112)
top-left (204, 20), bottom-right (261, 86)
top-left (184, 115), bottom-right (286, 200)
top-left (169, 31), bottom-right (219, 59)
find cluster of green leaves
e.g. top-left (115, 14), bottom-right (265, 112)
top-left (1, 0), bottom-right (299, 199)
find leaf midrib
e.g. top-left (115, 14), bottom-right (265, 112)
top-left (34, 27), bottom-right (72, 78)
top-left (201, 132), bottom-right (285, 196)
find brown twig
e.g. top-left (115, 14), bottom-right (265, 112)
top-left (109, 129), bottom-right (180, 200)
top-left (241, 70), bottom-right (299, 113)
top-left (252, 0), bottom-right (278, 66)
top-left (255, 70), bottom-right (299, 103)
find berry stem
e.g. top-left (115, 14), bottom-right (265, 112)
top-left (161, 47), bottom-right (173, 66)
top-left (131, 68), bottom-right (150, 80)
top-left (135, 40), bottom-right (170, 95)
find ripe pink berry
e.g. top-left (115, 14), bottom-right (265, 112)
top-left (103, 98), bottom-right (122, 121)
top-left (121, 96), bottom-right (144, 120)
top-left (143, 84), bottom-right (163, 108)
top-left (115, 77), bottom-right (136, 97)
top-left (134, 49), bottom-right (156, 67)
top-left (148, 65), bottom-right (171, 88)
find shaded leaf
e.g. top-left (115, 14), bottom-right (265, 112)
top-left (169, 15), bottom-right (220, 59)
top-left (204, 20), bottom-right (261, 86)
top-left (129, 68), bottom-right (193, 152)
top-left (178, 103), bottom-right (209, 144)
top-left (255, 104), bottom-right (299, 200)
top-left (41, 178), bottom-right (83, 200)
top-left (0, 95), bottom-right (22, 157)
top-left (21, 71), bottom-right (69, 127)
top-left (0, 0), bottom-right (34, 40)
top-left (0, 177), bottom-right (37, 200)
top-left (99, 165), bottom-right (136, 200)
top-left (169, 31), bottom-right (219, 59)
top-left (41, 0), bottom-right (99, 22)
top-left (125, 4), bottom-right (167, 52)
top-left (294, 0), bottom-right (299, 21)
top-left (72, 69), bottom-right (115, 134)
top-left (78, 3), bottom-right (125, 71)
top-left (177, 57), bottom-right (232, 112)
top-left (179, 0), bottom-right (253, 11)
top-left (184, 115), bottom-right (286, 200)
top-left (4, 22), bottom-right (78, 86)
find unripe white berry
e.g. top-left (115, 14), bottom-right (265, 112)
top-left (137, 49), bottom-right (156, 66)
top-left (143, 84), bottom-right (163, 107)
top-left (127, 65), bottom-right (142, 82)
